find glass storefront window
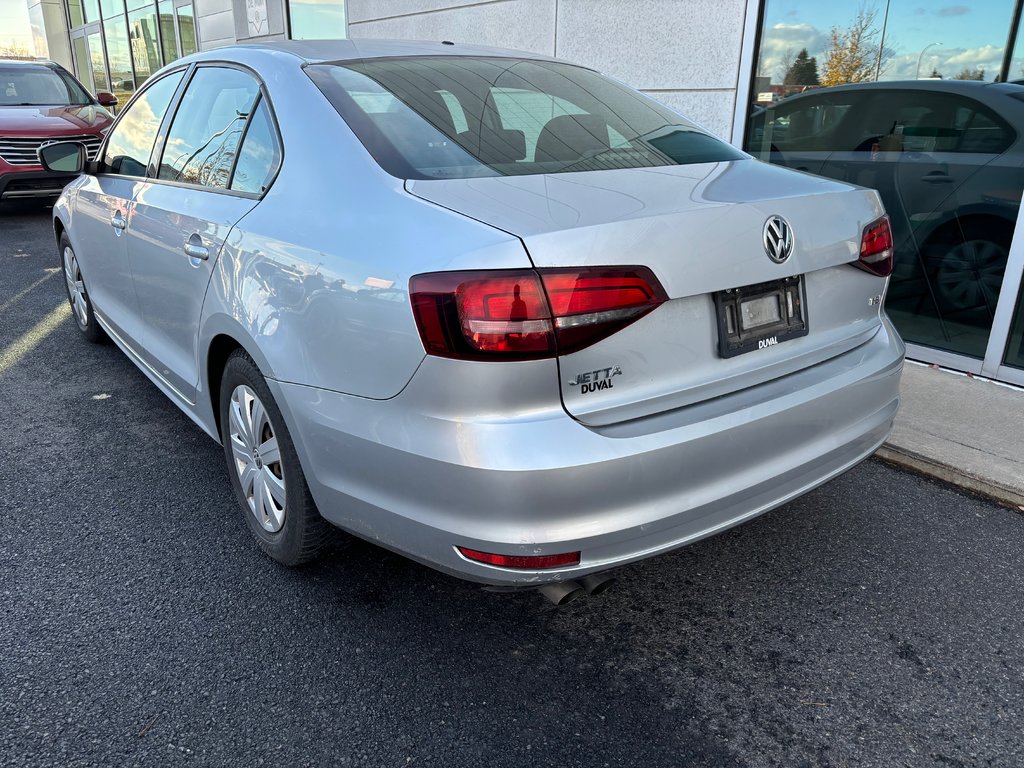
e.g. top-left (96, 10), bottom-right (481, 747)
top-left (1005, 283), bottom-right (1024, 369)
top-left (744, 1), bottom-right (1021, 362)
top-left (104, 15), bottom-right (135, 106)
top-left (100, 0), bottom-right (125, 18)
top-left (158, 0), bottom-right (177, 64)
top-left (129, 6), bottom-right (161, 85)
top-left (177, 4), bottom-right (197, 57)
top-left (86, 31), bottom-right (108, 94)
top-left (83, 0), bottom-right (100, 23)
top-left (72, 36), bottom-right (92, 92)
top-left (289, 0), bottom-right (347, 40)
top-left (68, 0), bottom-right (85, 27)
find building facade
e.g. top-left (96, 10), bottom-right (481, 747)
top-left (24, 0), bottom-right (1024, 385)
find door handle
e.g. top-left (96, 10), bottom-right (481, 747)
top-left (111, 211), bottom-right (126, 230)
top-left (921, 171), bottom-right (954, 183)
top-left (183, 240), bottom-right (210, 260)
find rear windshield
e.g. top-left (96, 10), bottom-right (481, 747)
top-left (0, 64), bottom-right (91, 106)
top-left (306, 57), bottom-right (745, 180)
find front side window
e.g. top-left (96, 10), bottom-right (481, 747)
top-left (307, 57), bottom-right (744, 180)
top-left (102, 69), bottom-right (185, 177)
top-left (158, 67), bottom-right (260, 189)
top-left (0, 64), bottom-right (91, 107)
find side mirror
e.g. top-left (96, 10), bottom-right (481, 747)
top-left (38, 141), bottom-right (86, 174)
top-left (96, 91), bottom-right (117, 107)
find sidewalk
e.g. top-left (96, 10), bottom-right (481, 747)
top-left (876, 360), bottom-right (1024, 508)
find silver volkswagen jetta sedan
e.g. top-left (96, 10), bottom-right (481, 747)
top-left (42, 40), bottom-right (904, 594)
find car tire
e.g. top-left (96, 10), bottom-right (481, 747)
top-left (59, 232), bottom-right (106, 343)
top-left (928, 220), bottom-right (1009, 320)
top-left (219, 350), bottom-right (332, 566)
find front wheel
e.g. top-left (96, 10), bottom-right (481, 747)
top-left (219, 350), bottom-right (332, 565)
top-left (60, 233), bottom-right (105, 343)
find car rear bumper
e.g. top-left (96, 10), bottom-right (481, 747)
top-left (271, 317), bottom-right (905, 586)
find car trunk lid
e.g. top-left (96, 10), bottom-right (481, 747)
top-left (407, 159), bottom-right (889, 425)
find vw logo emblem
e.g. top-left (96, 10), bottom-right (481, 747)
top-left (763, 215), bottom-right (794, 264)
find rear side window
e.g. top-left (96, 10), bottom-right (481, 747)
top-left (158, 66), bottom-right (260, 188)
top-left (102, 70), bottom-right (184, 177)
top-left (306, 57), bottom-right (745, 180)
top-left (748, 89), bottom-right (1014, 157)
top-left (230, 97), bottom-right (281, 194)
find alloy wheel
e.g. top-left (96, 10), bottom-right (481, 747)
top-left (228, 384), bottom-right (287, 533)
top-left (934, 239), bottom-right (1007, 314)
top-left (63, 245), bottom-right (89, 328)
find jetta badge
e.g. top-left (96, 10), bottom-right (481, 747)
top-left (763, 215), bottom-right (794, 264)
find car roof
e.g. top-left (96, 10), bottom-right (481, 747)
top-left (0, 59), bottom-right (58, 67)
top-left (774, 78), bottom-right (1024, 104)
top-left (193, 38), bottom-right (569, 66)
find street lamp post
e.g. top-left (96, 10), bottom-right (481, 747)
top-left (875, 0), bottom-right (892, 81)
top-left (916, 42), bottom-right (942, 79)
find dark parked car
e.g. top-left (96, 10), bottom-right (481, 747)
top-left (0, 59), bottom-right (116, 202)
top-left (748, 79), bottom-right (1024, 359)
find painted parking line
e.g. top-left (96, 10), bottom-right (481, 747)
top-left (0, 269), bottom-right (59, 314)
top-left (0, 302), bottom-right (70, 375)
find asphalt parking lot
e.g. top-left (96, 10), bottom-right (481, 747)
top-left (3, 203), bottom-right (1024, 768)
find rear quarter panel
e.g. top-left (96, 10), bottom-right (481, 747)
top-left (198, 52), bottom-right (531, 399)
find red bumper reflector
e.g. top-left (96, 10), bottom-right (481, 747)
top-left (457, 547), bottom-right (581, 569)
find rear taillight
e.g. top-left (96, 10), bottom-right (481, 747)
top-left (409, 267), bottom-right (666, 360)
top-left (857, 215), bottom-right (893, 277)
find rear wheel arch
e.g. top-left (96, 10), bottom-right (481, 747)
top-left (207, 334), bottom-right (245, 439)
top-left (204, 328), bottom-right (282, 439)
top-left (920, 212), bottom-right (1015, 254)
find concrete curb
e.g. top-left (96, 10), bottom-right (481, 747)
top-left (876, 444), bottom-right (1024, 510)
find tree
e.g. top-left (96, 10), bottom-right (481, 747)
top-left (928, 68), bottom-right (943, 79)
top-left (783, 49), bottom-right (820, 87)
top-left (0, 41), bottom-right (31, 58)
top-left (821, 8), bottom-right (887, 86)
top-left (953, 67), bottom-right (985, 81)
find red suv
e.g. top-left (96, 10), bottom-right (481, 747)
top-left (0, 59), bottom-right (116, 202)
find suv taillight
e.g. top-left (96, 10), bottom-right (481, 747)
top-left (857, 216), bottom-right (894, 277)
top-left (409, 267), bottom-right (667, 360)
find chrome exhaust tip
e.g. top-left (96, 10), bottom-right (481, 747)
top-left (537, 580), bottom-right (585, 606)
top-left (579, 572), bottom-right (617, 596)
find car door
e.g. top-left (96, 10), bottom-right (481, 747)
top-left (126, 65), bottom-right (267, 404)
top-left (894, 96), bottom-right (1017, 325)
top-left (72, 68), bottom-right (185, 341)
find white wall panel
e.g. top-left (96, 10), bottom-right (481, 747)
top-left (194, 0), bottom-right (232, 17)
top-left (643, 89), bottom-right (737, 141)
top-left (196, 8), bottom-right (235, 44)
top-left (555, 0), bottom-right (746, 90)
top-left (350, 0), bottom-right (556, 55)
top-left (347, 0), bottom-right (500, 24)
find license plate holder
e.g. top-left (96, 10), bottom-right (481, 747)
top-left (713, 276), bottom-right (808, 358)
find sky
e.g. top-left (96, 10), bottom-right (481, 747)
top-left (758, 1), bottom-right (1020, 83)
top-left (0, 0), bottom-right (36, 53)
